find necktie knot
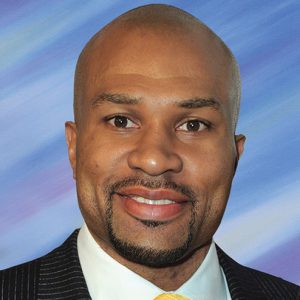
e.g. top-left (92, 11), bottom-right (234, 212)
top-left (154, 293), bottom-right (190, 300)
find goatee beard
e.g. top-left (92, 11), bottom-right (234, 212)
top-left (104, 177), bottom-right (197, 267)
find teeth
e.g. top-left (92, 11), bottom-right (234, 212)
top-left (130, 196), bottom-right (175, 205)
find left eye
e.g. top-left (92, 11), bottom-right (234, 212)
top-left (108, 116), bottom-right (137, 128)
top-left (177, 120), bottom-right (207, 132)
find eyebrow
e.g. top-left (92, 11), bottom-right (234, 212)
top-left (175, 97), bottom-right (220, 110)
top-left (91, 93), bottom-right (220, 110)
top-left (92, 93), bottom-right (140, 106)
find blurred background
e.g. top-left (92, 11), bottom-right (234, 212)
top-left (0, 0), bottom-right (299, 284)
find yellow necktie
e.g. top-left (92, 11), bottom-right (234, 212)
top-left (154, 294), bottom-right (190, 300)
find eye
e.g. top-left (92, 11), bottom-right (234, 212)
top-left (107, 115), bottom-right (138, 128)
top-left (177, 120), bottom-right (208, 132)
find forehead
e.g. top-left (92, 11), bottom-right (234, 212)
top-left (77, 26), bottom-right (235, 116)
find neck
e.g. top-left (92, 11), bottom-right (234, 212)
top-left (97, 238), bottom-right (211, 291)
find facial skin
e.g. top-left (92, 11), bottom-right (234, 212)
top-left (65, 5), bottom-right (245, 290)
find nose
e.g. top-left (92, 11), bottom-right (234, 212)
top-left (127, 128), bottom-right (183, 176)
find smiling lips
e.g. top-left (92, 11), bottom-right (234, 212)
top-left (116, 186), bottom-right (190, 222)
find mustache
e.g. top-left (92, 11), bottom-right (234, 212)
top-left (104, 176), bottom-right (197, 203)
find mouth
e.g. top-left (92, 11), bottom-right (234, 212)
top-left (115, 186), bottom-right (191, 222)
top-left (127, 196), bottom-right (176, 205)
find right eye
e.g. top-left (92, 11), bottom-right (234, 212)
top-left (107, 115), bottom-right (138, 129)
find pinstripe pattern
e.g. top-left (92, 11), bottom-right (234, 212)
top-left (0, 259), bottom-right (39, 300)
top-left (37, 230), bottom-right (91, 300)
top-left (0, 231), bottom-right (91, 300)
top-left (1, 231), bottom-right (299, 299)
top-left (216, 245), bottom-right (300, 299)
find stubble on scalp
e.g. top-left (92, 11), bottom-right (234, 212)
top-left (73, 4), bottom-right (241, 131)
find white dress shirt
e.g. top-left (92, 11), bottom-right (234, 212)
top-left (77, 223), bottom-right (231, 300)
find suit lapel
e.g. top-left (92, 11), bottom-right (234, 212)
top-left (34, 232), bottom-right (298, 299)
top-left (216, 245), bottom-right (267, 300)
top-left (37, 230), bottom-right (91, 299)
top-left (35, 233), bottom-right (265, 299)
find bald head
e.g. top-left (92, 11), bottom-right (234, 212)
top-left (66, 5), bottom-right (246, 278)
top-left (74, 4), bottom-right (241, 130)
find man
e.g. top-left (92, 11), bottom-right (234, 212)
top-left (0, 4), bottom-right (299, 300)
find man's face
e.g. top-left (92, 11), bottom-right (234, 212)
top-left (66, 27), bottom-right (244, 267)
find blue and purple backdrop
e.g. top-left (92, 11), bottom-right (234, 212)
top-left (0, 0), bottom-right (299, 284)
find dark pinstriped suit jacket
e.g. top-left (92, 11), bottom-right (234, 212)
top-left (1, 230), bottom-right (299, 299)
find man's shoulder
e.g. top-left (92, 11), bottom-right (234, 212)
top-left (0, 255), bottom-right (41, 299)
top-left (216, 245), bottom-right (300, 299)
top-left (0, 230), bottom-right (91, 300)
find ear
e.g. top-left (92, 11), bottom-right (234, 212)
top-left (65, 121), bottom-right (77, 179)
top-left (235, 134), bottom-right (246, 160)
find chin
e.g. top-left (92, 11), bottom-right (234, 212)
top-left (108, 227), bottom-right (194, 267)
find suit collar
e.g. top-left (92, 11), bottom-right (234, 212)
top-left (37, 231), bottom-right (260, 300)
top-left (37, 230), bottom-right (91, 299)
top-left (216, 245), bottom-right (268, 300)
top-left (37, 231), bottom-right (297, 299)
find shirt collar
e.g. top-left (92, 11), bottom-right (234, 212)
top-left (77, 223), bottom-right (231, 300)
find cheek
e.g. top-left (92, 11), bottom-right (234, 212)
top-left (75, 134), bottom-right (131, 235)
top-left (183, 139), bottom-right (236, 187)
top-left (75, 132), bottom-right (134, 219)
top-left (77, 133), bottom-right (129, 181)
top-left (186, 139), bottom-right (236, 243)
